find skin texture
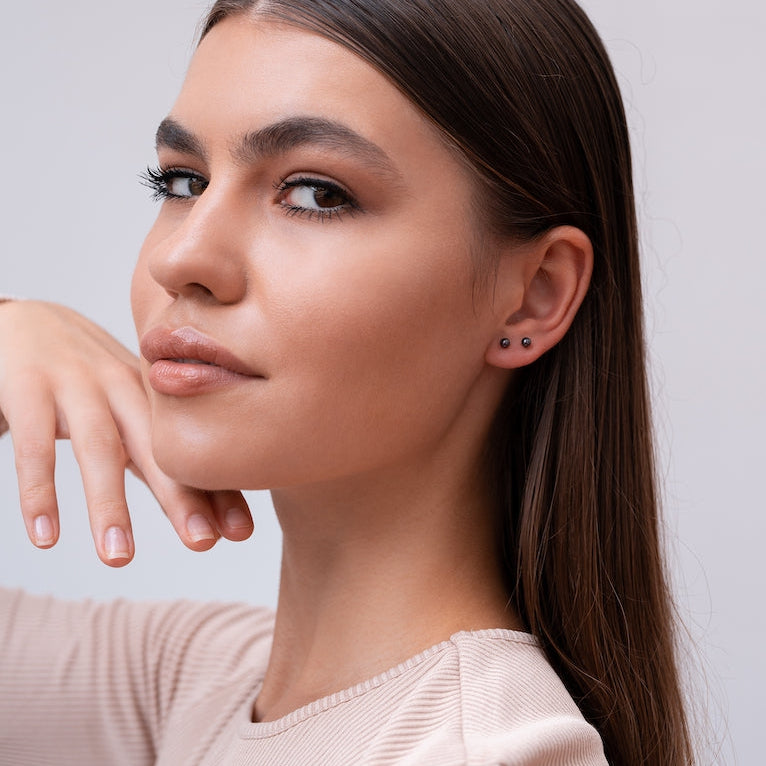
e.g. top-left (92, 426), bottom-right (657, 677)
top-left (0, 14), bottom-right (592, 719)
top-left (130, 16), bottom-right (592, 720)
top-left (133, 21), bottom-right (511, 492)
top-left (0, 300), bottom-right (253, 565)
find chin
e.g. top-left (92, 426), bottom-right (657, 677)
top-left (150, 419), bottom-right (253, 490)
top-left (154, 446), bottom-right (227, 490)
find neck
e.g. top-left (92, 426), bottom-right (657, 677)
top-left (254, 455), bottom-right (521, 722)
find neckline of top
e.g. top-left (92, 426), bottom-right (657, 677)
top-left (240, 627), bottom-right (537, 737)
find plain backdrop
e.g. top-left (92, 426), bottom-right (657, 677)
top-left (0, 2), bottom-right (763, 763)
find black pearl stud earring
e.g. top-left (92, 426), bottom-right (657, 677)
top-left (521, 337), bottom-right (532, 348)
top-left (500, 338), bottom-right (511, 348)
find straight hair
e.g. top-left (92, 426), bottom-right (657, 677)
top-left (200, 2), bottom-right (694, 763)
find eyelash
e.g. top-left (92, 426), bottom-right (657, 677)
top-left (273, 176), bottom-right (360, 222)
top-left (140, 166), bottom-right (208, 202)
top-left (140, 166), bottom-right (360, 222)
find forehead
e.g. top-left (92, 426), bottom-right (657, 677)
top-left (171, 16), bottom-right (462, 173)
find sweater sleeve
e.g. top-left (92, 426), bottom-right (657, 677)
top-left (0, 588), bottom-right (273, 766)
top-left (453, 633), bottom-right (609, 766)
top-left (465, 717), bottom-right (608, 766)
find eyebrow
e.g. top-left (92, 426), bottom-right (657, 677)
top-left (155, 116), bottom-right (401, 180)
top-left (155, 118), bottom-right (206, 158)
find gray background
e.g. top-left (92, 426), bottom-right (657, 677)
top-left (0, 2), bottom-right (763, 762)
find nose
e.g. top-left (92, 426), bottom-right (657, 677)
top-left (146, 188), bottom-right (248, 305)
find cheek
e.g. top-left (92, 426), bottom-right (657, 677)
top-left (130, 243), bottom-right (155, 336)
top-left (136, 204), bottom-right (492, 489)
top-left (148, 245), bottom-right (484, 490)
top-left (258, 239), bottom-right (486, 474)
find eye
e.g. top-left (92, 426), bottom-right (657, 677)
top-left (276, 176), bottom-right (359, 221)
top-left (165, 174), bottom-right (208, 198)
top-left (283, 183), bottom-right (346, 210)
top-left (140, 166), bottom-right (209, 201)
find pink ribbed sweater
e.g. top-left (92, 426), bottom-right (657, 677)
top-left (0, 589), bottom-right (607, 765)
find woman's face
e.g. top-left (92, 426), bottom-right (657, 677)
top-left (131, 16), bottom-right (511, 490)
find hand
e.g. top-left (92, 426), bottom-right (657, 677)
top-left (0, 300), bottom-right (253, 566)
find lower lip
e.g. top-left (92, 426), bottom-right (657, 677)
top-left (148, 360), bottom-right (262, 396)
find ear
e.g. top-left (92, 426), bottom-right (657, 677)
top-left (485, 226), bottom-right (593, 369)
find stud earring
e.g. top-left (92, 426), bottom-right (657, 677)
top-left (500, 338), bottom-right (511, 348)
top-left (521, 337), bottom-right (532, 348)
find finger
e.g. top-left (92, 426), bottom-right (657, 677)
top-left (139, 470), bottom-right (252, 549)
top-left (211, 490), bottom-right (254, 542)
top-left (108, 378), bottom-right (223, 551)
top-left (5, 379), bottom-right (61, 549)
top-left (63, 305), bottom-right (143, 370)
top-left (62, 386), bottom-right (136, 567)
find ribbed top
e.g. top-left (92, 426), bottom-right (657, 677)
top-left (242, 629), bottom-right (537, 736)
top-left (0, 589), bottom-right (607, 765)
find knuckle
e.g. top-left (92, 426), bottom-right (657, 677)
top-left (77, 428), bottom-right (126, 460)
top-left (19, 481), bottom-right (55, 510)
top-left (105, 360), bottom-right (142, 386)
top-left (15, 438), bottom-right (53, 464)
top-left (86, 494), bottom-right (129, 518)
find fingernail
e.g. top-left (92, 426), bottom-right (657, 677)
top-left (225, 508), bottom-right (252, 530)
top-left (33, 515), bottom-right (55, 547)
top-left (104, 526), bottom-right (131, 560)
top-left (187, 514), bottom-right (217, 543)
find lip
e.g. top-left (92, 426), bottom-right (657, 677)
top-left (140, 326), bottom-right (264, 396)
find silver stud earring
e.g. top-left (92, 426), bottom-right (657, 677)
top-left (521, 337), bottom-right (532, 348)
top-left (500, 338), bottom-right (511, 348)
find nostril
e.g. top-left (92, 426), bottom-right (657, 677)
top-left (190, 283), bottom-right (214, 298)
top-left (165, 283), bottom-right (215, 302)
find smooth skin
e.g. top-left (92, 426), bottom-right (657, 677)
top-left (0, 300), bottom-right (253, 564)
top-left (1, 15), bottom-right (592, 721)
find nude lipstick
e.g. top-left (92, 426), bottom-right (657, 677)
top-left (140, 326), bottom-right (263, 396)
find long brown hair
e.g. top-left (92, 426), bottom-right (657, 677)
top-left (201, 1), bottom-right (693, 762)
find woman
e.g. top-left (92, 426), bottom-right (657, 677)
top-left (0, 0), bottom-right (693, 763)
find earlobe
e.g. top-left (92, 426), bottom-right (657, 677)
top-left (485, 226), bottom-right (593, 369)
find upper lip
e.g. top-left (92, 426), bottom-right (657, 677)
top-left (140, 326), bottom-right (263, 377)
